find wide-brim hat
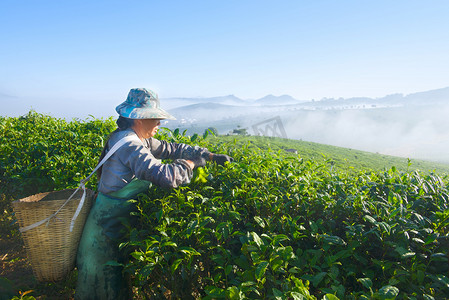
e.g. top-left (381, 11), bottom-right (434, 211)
top-left (116, 88), bottom-right (176, 120)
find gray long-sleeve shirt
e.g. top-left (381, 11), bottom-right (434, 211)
top-left (98, 129), bottom-right (209, 194)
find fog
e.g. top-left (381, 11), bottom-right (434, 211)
top-left (167, 94), bottom-right (449, 163)
top-left (281, 105), bottom-right (449, 163)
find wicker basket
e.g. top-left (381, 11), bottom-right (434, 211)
top-left (12, 188), bottom-right (95, 282)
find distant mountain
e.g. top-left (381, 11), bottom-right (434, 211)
top-left (162, 95), bottom-right (248, 109)
top-left (166, 86), bottom-right (449, 125)
top-left (169, 102), bottom-right (247, 122)
top-left (255, 94), bottom-right (302, 105)
top-left (402, 86), bottom-right (449, 105)
top-left (292, 87), bottom-right (449, 108)
top-left (162, 94), bottom-right (308, 110)
top-left (193, 95), bottom-right (247, 105)
top-left (165, 86), bottom-right (449, 112)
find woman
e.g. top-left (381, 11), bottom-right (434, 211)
top-left (75, 88), bottom-right (232, 300)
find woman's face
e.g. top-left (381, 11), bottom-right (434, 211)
top-left (134, 119), bottom-right (162, 139)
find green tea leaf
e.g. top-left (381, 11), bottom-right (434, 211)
top-left (377, 285), bottom-right (399, 300)
top-left (205, 286), bottom-right (226, 298)
top-left (322, 234), bottom-right (346, 246)
top-left (312, 272), bottom-right (327, 287)
top-left (288, 292), bottom-right (305, 300)
top-left (272, 288), bottom-right (283, 299)
top-left (357, 277), bottom-right (372, 289)
top-left (227, 286), bottom-right (243, 300)
top-left (170, 258), bottom-right (183, 273)
top-left (251, 232), bottom-right (264, 247)
top-left (254, 216), bottom-right (265, 228)
top-left (255, 261), bottom-right (269, 280)
top-left (364, 215), bottom-right (377, 224)
top-left (161, 241), bottom-right (177, 248)
top-left (430, 253), bottom-right (448, 262)
top-left (272, 234), bottom-right (289, 246)
top-left (323, 294), bottom-right (340, 300)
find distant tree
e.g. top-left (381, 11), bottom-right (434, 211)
top-left (232, 128), bottom-right (248, 136)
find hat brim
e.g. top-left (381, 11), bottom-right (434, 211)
top-left (116, 103), bottom-right (176, 120)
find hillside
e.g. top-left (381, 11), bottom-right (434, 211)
top-left (210, 135), bottom-right (449, 175)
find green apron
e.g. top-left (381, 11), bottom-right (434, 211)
top-left (75, 179), bottom-right (151, 300)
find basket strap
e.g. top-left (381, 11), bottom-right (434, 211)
top-left (19, 134), bottom-right (142, 233)
top-left (69, 134), bottom-right (141, 231)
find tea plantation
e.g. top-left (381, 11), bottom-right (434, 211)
top-left (1, 111), bottom-right (449, 299)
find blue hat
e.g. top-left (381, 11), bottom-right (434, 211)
top-left (116, 88), bottom-right (176, 120)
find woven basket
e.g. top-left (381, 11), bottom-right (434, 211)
top-left (12, 188), bottom-right (95, 282)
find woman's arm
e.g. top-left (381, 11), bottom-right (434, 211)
top-left (120, 140), bottom-right (201, 188)
top-left (148, 138), bottom-right (211, 161)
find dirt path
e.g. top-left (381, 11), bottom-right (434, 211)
top-left (0, 238), bottom-right (76, 299)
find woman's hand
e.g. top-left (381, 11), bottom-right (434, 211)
top-left (187, 153), bottom-right (234, 169)
top-left (211, 154), bottom-right (234, 166)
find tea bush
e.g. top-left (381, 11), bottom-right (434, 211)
top-left (1, 112), bottom-right (449, 299)
top-left (0, 111), bottom-right (116, 237)
top-left (124, 129), bottom-right (449, 299)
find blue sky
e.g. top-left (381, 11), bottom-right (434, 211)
top-left (1, 0), bottom-right (449, 117)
